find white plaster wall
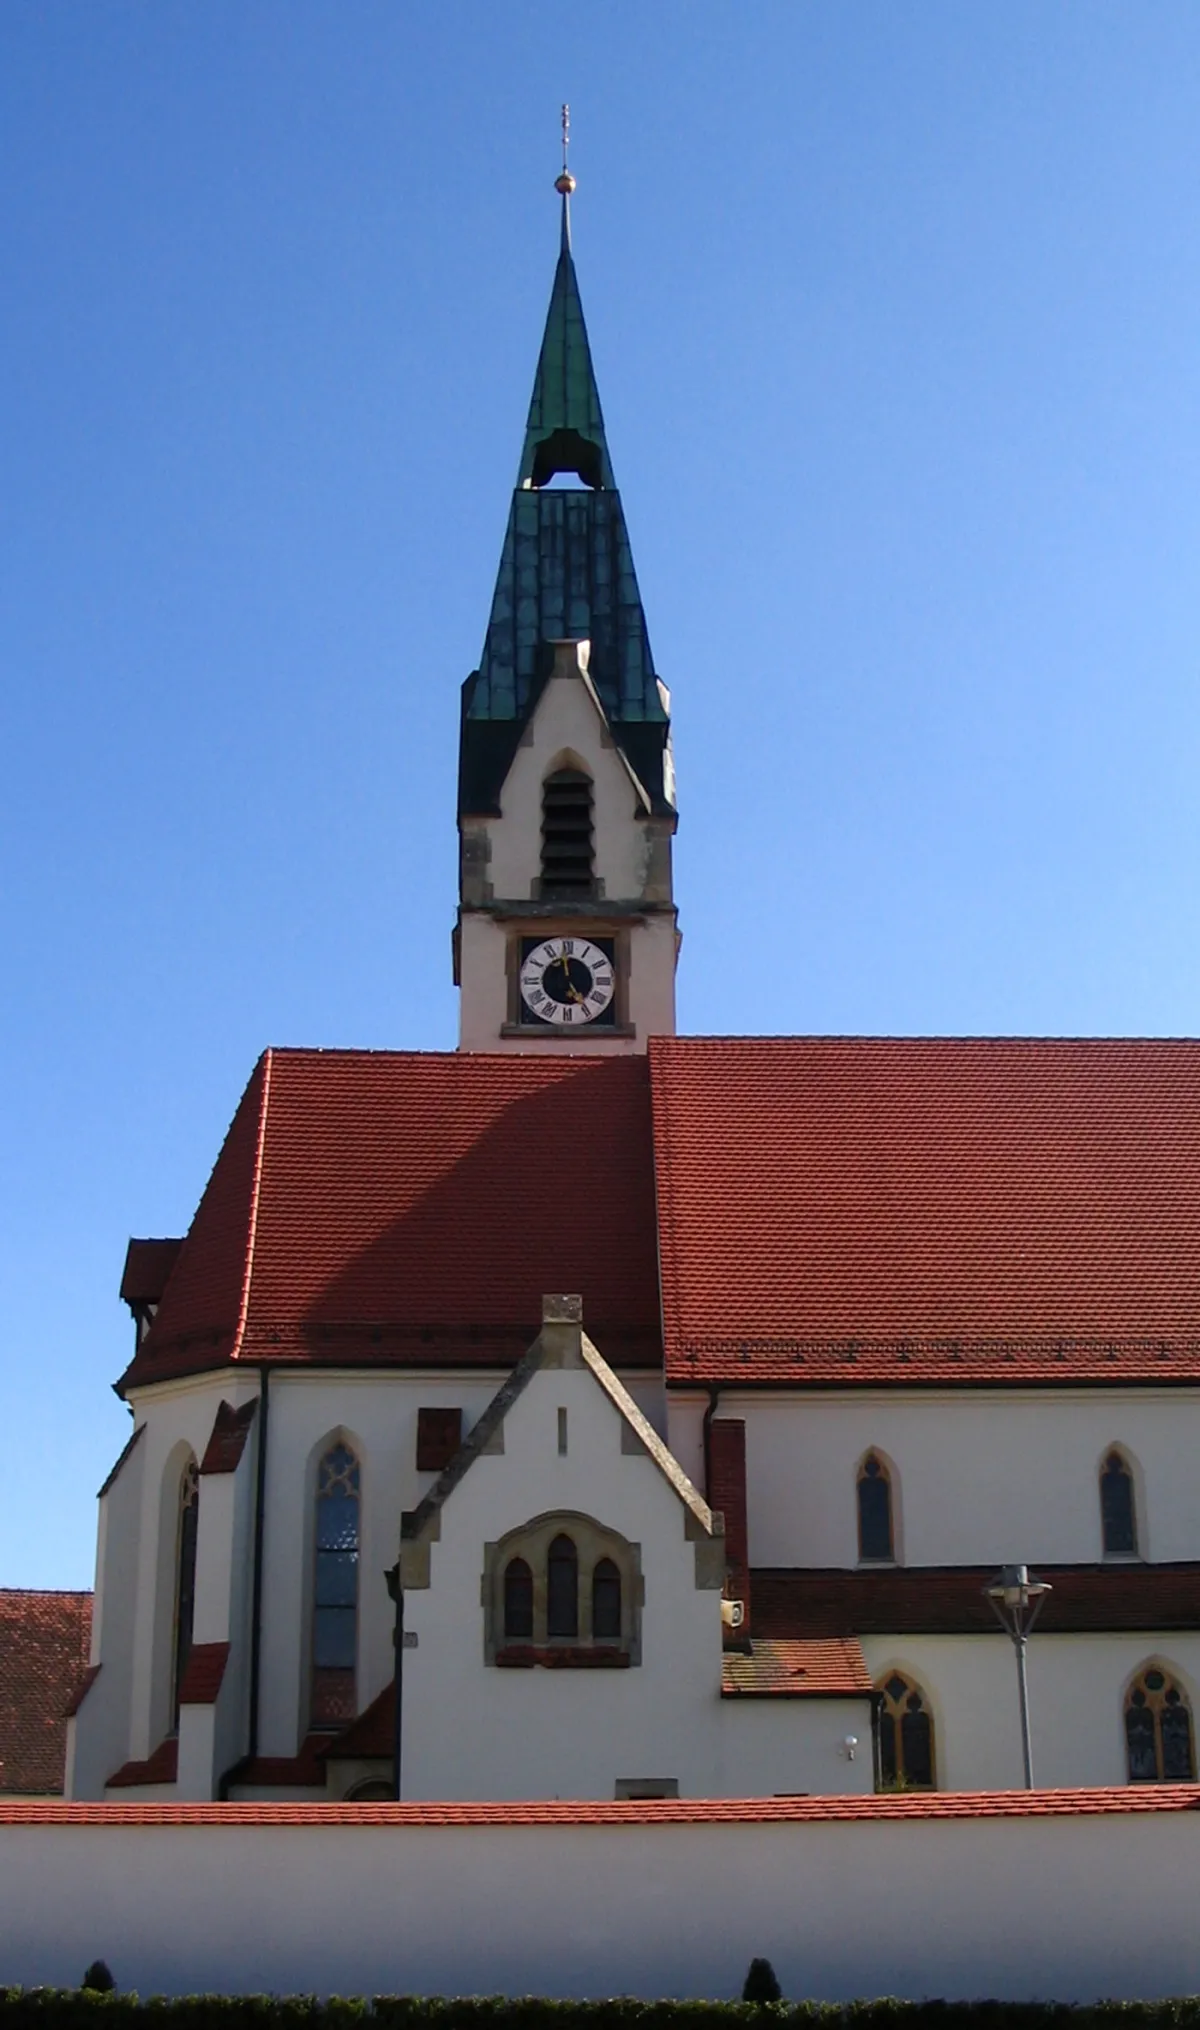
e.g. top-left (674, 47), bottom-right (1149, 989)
top-left (403, 1364), bottom-right (726, 1798)
top-left (860, 1632), bottom-right (1200, 1792)
top-left (714, 1699), bottom-right (872, 1797)
top-left (668, 1390), bottom-right (1200, 1568)
top-left (256, 1367), bottom-right (665, 1762)
top-left (72, 1375), bottom-right (258, 1795)
top-left (4, 1809), bottom-right (1200, 2000)
top-left (67, 1424), bottom-right (145, 1799)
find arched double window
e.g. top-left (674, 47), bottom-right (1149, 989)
top-left (1100, 1451), bottom-right (1138, 1557)
top-left (857, 1452), bottom-right (894, 1563)
top-left (172, 1458), bottom-right (199, 1729)
top-left (541, 768), bottom-right (594, 896)
top-left (1125, 1666), bottom-right (1195, 1783)
top-left (312, 1441), bottom-right (360, 1727)
top-left (877, 1671), bottom-right (935, 1790)
top-left (493, 1515), bottom-right (635, 1659)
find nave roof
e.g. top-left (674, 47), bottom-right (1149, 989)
top-left (123, 1035), bottom-right (1200, 1392)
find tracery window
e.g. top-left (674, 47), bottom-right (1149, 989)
top-left (485, 1513), bottom-right (641, 1663)
top-left (877, 1671), bottom-right (935, 1790)
top-left (1100, 1451), bottom-right (1137, 1557)
top-left (541, 769), bottom-right (594, 896)
top-left (172, 1458), bottom-right (199, 1730)
top-left (857, 1453), bottom-right (894, 1563)
top-left (1125, 1667), bottom-right (1195, 1783)
top-left (312, 1442), bottom-right (360, 1727)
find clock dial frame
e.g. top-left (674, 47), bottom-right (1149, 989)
top-left (518, 935), bottom-right (617, 1028)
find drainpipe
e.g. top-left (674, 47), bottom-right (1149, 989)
top-left (702, 1385), bottom-right (722, 1503)
top-left (385, 1562), bottom-right (403, 1801)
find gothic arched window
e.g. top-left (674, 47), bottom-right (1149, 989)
top-left (877, 1672), bottom-right (935, 1790)
top-left (592, 1557), bottom-right (622, 1641)
top-left (546, 1533), bottom-right (579, 1638)
top-left (857, 1452), bottom-right (894, 1562)
top-left (312, 1441), bottom-right (360, 1727)
top-left (172, 1458), bottom-right (199, 1729)
top-left (1125, 1666), bottom-right (1195, 1783)
top-left (1100, 1451), bottom-right (1137, 1557)
top-left (541, 769), bottom-right (594, 896)
top-left (503, 1556), bottom-right (534, 1640)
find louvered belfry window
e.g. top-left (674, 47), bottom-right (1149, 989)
top-left (541, 769), bottom-right (594, 895)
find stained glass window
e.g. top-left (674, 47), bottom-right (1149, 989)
top-left (172, 1458), bottom-right (199, 1730)
top-left (1100, 1453), bottom-right (1137, 1556)
top-left (312, 1442), bottom-right (360, 1726)
top-left (1125, 1667), bottom-right (1194, 1782)
top-left (876, 1672), bottom-right (935, 1790)
top-left (858, 1454), bottom-right (894, 1562)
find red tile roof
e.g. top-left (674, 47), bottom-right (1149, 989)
top-left (721, 1637), bottom-right (872, 1697)
top-left (106, 1737), bottom-right (178, 1789)
top-left (752, 1564), bottom-right (1200, 1638)
top-left (177, 1642), bottom-right (230, 1706)
top-left (0, 1592), bottom-right (92, 1795)
top-left (199, 1400), bottom-right (257, 1475)
top-left (229, 1733), bottom-right (333, 1789)
top-left (321, 1681), bottom-right (393, 1760)
top-left (122, 1050), bottom-right (661, 1389)
top-left (119, 1238), bottom-right (183, 1307)
top-left (651, 1036), bottom-right (1200, 1384)
top-left (5, 1787), bottom-right (1200, 1826)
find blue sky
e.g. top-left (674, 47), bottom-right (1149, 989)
top-left (5, 4), bottom-right (1200, 1585)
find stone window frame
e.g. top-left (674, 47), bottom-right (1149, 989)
top-left (482, 1510), bottom-right (644, 1666)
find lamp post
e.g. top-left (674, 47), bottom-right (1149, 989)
top-left (984, 1564), bottom-right (1051, 1789)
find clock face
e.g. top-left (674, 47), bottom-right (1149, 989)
top-left (519, 936), bottom-right (616, 1028)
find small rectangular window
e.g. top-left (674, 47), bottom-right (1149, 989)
top-left (557, 1407), bottom-right (568, 1455)
top-left (417, 1407), bottom-right (463, 1473)
top-left (615, 1778), bottom-right (679, 1800)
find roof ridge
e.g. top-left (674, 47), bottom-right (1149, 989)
top-left (232, 1049), bottom-right (274, 1361)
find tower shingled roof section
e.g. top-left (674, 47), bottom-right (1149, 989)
top-left (459, 197), bottom-right (672, 820)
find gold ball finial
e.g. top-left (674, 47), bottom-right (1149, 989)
top-left (555, 102), bottom-right (575, 197)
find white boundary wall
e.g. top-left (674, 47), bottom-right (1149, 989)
top-left (3, 1794), bottom-right (1200, 2003)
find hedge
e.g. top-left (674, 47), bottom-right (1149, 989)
top-left (5, 1997), bottom-right (1200, 2030)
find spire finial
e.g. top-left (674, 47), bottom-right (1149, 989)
top-left (554, 102), bottom-right (576, 252)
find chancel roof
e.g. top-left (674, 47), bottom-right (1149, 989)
top-left (122, 1049), bottom-right (662, 1389)
top-left (123, 1035), bottom-right (1200, 1394)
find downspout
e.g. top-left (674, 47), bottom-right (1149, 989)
top-left (385, 1561), bottom-right (404, 1801)
top-left (702, 1384), bottom-right (722, 1502)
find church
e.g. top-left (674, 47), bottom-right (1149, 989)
top-left (67, 169), bottom-right (1200, 1808)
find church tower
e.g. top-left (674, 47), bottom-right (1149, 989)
top-left (455, 146), bottom-right (678, 1053)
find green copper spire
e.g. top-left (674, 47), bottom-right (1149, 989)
top-left (459, 145), bottom-right (673, 819)
top-left (516, 211), bottom-right (616, 492)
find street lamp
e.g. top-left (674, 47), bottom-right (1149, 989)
top-left (984, 1564), bottom-right (1052, 1789)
